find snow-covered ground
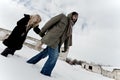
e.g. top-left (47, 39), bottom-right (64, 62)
top-left (0, 41), bottom-right (113, 80)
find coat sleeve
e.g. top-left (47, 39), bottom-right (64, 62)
top-left (63, 35), bottom-right (72, 52)
top-left (41, 13), bottom-right (65, 33)
top-left (33, 26), bottom-right (40, 34)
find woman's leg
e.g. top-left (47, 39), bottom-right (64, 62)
top-left (1, 48), bottom-right (16, 57)
top-left (8, 48), bottom-right (16, 55)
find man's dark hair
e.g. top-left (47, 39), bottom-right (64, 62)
top-left (72, 12), bottom-right (78, 16)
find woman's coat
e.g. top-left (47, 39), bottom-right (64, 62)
top-left (3, 14), bottom-right (32, 50)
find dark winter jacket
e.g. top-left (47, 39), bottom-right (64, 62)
top-left (3, 14), bottom-right (38, 50)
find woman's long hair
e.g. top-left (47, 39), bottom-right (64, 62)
top-left (26, 14), bottom-right (41, 31)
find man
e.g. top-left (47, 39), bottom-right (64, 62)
top-left (27, 12), bottom-right (78, 76)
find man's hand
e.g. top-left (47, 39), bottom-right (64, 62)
top-left (62, 48), bottom-right (69, 53)
top-left (39, 32), bottom-right (45, 37)
top-left (62, 46), bottom-right (70, 53)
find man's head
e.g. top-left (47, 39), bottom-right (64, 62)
top-left (71, 12), bottom-right (78, 23)
top-left (67, 12), bottom-right (78, 23)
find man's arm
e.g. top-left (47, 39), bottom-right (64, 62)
top-left (33, 26), bottom-right (45, 37)
top-left (62, 35), bottom-right (72, 52)
top-left (41, 13), bottom-right (65, 34)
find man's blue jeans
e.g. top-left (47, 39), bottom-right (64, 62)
top-left (27, 46), bottom-right (59, 76)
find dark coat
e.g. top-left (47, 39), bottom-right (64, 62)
top-left (3, 14), bottom-right (32, 50)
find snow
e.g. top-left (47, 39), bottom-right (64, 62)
top-left (0, 41), bottom-right (113, 80)
top-left (0, 31), bottom-right (7, 40)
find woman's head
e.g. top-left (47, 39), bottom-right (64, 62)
top-left (27, 14), bottom-right (41, 28)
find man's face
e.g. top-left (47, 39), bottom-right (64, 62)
top-left (72, 14), bottom-right (78, 22)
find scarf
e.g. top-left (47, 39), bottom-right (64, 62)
top-left (66, 20), bottom-right (74, 37)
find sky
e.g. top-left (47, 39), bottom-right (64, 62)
top-left (0, 0), bottom-right (120, 66)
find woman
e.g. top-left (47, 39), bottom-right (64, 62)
top-left (1, 14), bottom-right (41, 57)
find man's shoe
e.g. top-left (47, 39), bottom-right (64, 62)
top-left (40, 71), bottom-right (51, 77)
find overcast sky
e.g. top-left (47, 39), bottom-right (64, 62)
top-left (0, 0), bottom-right (120, 66)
